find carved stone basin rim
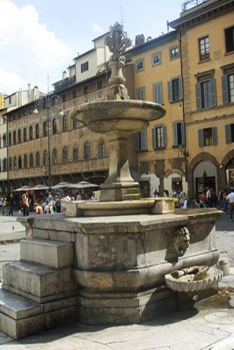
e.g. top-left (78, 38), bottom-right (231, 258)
top-left (165, 266), bottom-right (223, 293)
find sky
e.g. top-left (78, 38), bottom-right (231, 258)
top-left (0, 0), bottom-right (186, 95)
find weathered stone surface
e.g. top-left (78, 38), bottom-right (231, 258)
top-left (20, 239), bottom-right (74, 268)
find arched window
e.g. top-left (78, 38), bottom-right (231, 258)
top-left (52, 148), bottom-right (57, 164)
top-left (24, 154), bottom-right (28, 168)
top-left (13, 156), bottom-right (17, 169)
top-left (98, 139), bottom-right (105, 158)
top-left (63, 115), bottom-right (67, 132)
top-left (43, 121), bottom-right (47, 137)
top-left (13, 131), bottom-right (16, 145)
top-left (18, 155), bottom-right (22, 169)
top-left (43, 150), bottom-right (47, 166)
top-left (73, 120), bottom-right (78, 129)
top-left (52, 119), bottom-right (57, 134)
top-left (29, 153), bottom-right (34, 167)
top-left (29, 126), bottom-right (33, 140)
top-left (63, 146), bottom-right (68, 163)
top-left (23, 128), bottom-right (27, 142)
top-left (18, 130), bottom-right (21, 143)
top-left (73, 147), bottom-right (78, 161)
top-left (8, 133), bottom-right (12, 146)
top-left (9, 157), bottom-right (12, 170)
top-left (35, 124), bottom-right (39, 139)
top-left (84, 142), bottom-right (90, 160)
top-left (36, 152), bottom-right (40, 166)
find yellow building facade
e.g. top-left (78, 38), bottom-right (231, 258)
top-left (170, 0), bottom-right (234, 199)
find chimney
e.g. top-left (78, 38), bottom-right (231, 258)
top-left (62, 71), bottom-right (67, 80)
top-left (135, 34), bottom-right (145, 47)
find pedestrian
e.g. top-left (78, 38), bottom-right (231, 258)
top-left (206, 187), bottom-right (212, 207)
top-left (2, 196), bottom-right (7, 216)
top-left (8, 193), bottom-right (14, 216)
top-left (226, 188), bottom-right (234, 222)
top-left (22, 193), bottom-right (29, 216)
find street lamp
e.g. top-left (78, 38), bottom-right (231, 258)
top-left (33, 93), bottom-right (64, 190)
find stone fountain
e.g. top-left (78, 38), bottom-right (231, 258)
top-left (0, 23), bottom-right (223, 340)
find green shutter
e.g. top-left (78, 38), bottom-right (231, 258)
top-left (210, 78), bottom-right (217, 107)
top-left (212, 127), bottom-right (218, 145)
top-left (134, 133), bottom-right (140, 151)
top-left (152, 127), bottom-right (157, 149)
top-left (140, 130), bottom-right (147, 150)
top-left (168, 80), bottom-right (173, 102)
top-left (225, 124), bottom-right (231, 144)
top-left (173, 122), bottom-right (178, 146)
top-left (198, 129), bottom-right (204, 147)
top-left (222, 75), bottom-right (229, 105)
top-left (162, 126), bottom-right (167, 148)
top-left (153, 82), bottom-right (163, 104)
top-left (181, 121), bottom-right (185, 145)
top-left (179, 77), bottom-right (183, 100)
top-left (196, 83), bottom-right (202, 110)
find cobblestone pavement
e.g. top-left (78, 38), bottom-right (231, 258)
top-left (0, 213), bottom-right (233, 350)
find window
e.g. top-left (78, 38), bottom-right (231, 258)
top-left (35, 124), bottom-right (39, 139)
top-left (153, 82), bottom-right (163, 104)
top-left (23, 128), bottom-right (27, 142)
top-left (98, 139), bottom-right (105, 158)
top-left (13, 156), bottom-right (17, 169)
top-left (222, 73), bottom-right (234, 104)
top-left (29, 153), bottom-right (34, 167)
top-left (81, 61), bottom-right (89, 73)
top-left (73, 120), bottom-right (78, 129)
top-left (199, 36), bottom-right (210, 61)
top-left (29, 126), bottom-right (33, 140)
top-left (43, 150), bottom-right (47, 166)
top-left (18, 130), bottom-right (21, 143)
top-left (63, 115), bottom-right (67, 131)
top-left (2, 134), bottom-right (6, 147)
top-left (97, 80), bottom-right (102, 89)
top-left (84, 142), bottom-right (90, 160)
top-left (18, 156), bottom-right (22, 169)
top-left (136, 59), bottom-right (144, 72)
top-left (52, 119), bottom-right (57, 134)
top-left (225, 124), bottom-right (234, 144)
top-left (8, 133), bottom-right (12, 146)
top-left (152, 126), bottom-right (167, 149)
top-left (173, 121), bottom-right (185, 146)
top-left (13, 131), bottom-right (16, 145)
top-left (63, 146), bottom-right (68, 163)
top-left (73, 147), bottom-right (78, 161)
top-left (136, 87), bottom-right (145, 100)
top-left (152, 52), bottom-right (161, 66)
top-left (225, 26), bottom-right (234, 53)
top-left (170, 46), bottom-right (180, 59)
top-left (198, 127), bottom-right (218, 147)
top-left (36, 152), bottom-right (40, 166)
top-left (24, 154), bottom-right (27, 168)
top-left (168, 77), bottom-right (183, 102)
top-left (134, 130), bottom-right (147, 152)
top-left (43, 121), bottom-right (47, 137)
top-left (196, 78), bottom-right (216, 109)
top-left (52, 149), bottom-right (57, 164)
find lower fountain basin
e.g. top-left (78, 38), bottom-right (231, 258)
top-left (165, 266), bottom-right (223, 293)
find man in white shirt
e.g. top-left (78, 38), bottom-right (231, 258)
top-left (226, 188), bottom-right (234, 222)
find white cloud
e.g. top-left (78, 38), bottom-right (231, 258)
top-left (92, 24), bottom-right (104, 33)
top-left (0, 0), bottom-right (72, 95)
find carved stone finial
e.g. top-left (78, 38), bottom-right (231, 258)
top-left (104, 22), bottom-right (132, 62)
top-left (173, 227), bottom-right (190, 256)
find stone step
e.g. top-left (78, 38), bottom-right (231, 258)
top-left (0, 288), bottom-right (79, 339)
top-left (2, 261), bottom-right (78, 303)
top-left (20, 239), bottom-right (74, 268)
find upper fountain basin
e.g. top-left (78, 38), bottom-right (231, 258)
top-left (70, 100), bottom-right (166, 134)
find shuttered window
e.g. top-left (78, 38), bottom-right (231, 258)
top-left (136, 87), bottom-right (145, 100)
top-left (153, 82), bottom-right (163, 104)
top-left (198, 127), bottom-right (218, 147)
top-left (225, 124), bottom-right (234, 144)
top-left (168, 77), bottom-right (183, 102)
top-left (152, 126), bottom-right (167, 149)
top-left (134, 130), bottom-right (147, 152)
top-left (222, 74), bottom-right (234, 104)
top-left (196, 78), bottom-right (216, 109)
top-left (173, 121), bottom-right (185, 146)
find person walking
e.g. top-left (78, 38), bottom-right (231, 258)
top-left (226, 188), bottom-right (234, 222)
top-left (8, 193), bottom-right (14, 216)
top-left (22, 193), bottom-right (29, 216)
top-left (1, 196), bottom-right (7, 216)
